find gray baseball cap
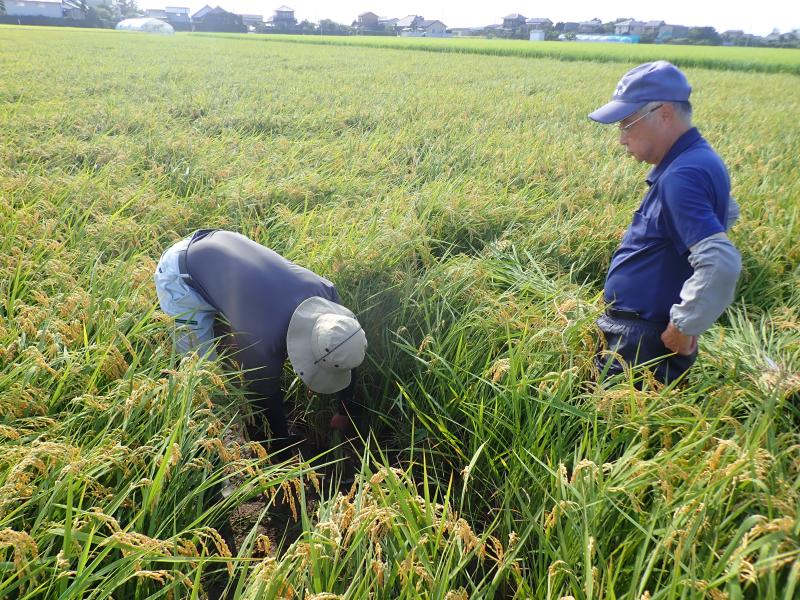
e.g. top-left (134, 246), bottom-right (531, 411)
top-left (589, 61), bottom-right (692, 124)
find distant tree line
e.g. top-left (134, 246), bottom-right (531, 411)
top-left (493, 18), bottom-right (799, 48)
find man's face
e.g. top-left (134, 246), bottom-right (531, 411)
top-left (617, 105), bottom-right (663, 164)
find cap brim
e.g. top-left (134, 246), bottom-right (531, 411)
top-left (286, 296), bottom-right (355, 394)
top-left (588, 100), bottom-right (647, 124)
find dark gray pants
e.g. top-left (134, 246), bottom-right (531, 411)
top-left (595, 313), bottom-right (697, 385)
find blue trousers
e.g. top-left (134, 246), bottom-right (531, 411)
top-left (595, 313), bottom-right (697, 385)
top-left (154, 235), bottom-right (218, 358)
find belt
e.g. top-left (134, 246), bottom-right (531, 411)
top-left (604, 307), bottom-right (669, 329)
top-left (176, 248), bottom-right (213, 304)
top-left (176, 230), bottom-right (219, 306)
top-left (178, 229), bottom-right (216, 284)
top-left (605, 307), bottom-right (642, 320)
top-left (177, 248), bottom-right (197, 289)
top-left (177, 248), bottom-right (191, 278)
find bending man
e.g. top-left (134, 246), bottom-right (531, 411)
top-left (154, 229), bottom-right (367, 445)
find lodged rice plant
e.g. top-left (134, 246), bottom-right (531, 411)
top-left (237, 453), bottom-right (528, 599)
top-left (380, 249), bottom-right (800, 598)
top-left (1, 25), bottom-right (799, 599)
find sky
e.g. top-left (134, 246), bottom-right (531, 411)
top-left (141, 0), bottom-right (800, 36)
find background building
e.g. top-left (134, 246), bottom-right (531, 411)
top-left (4, 0), bottom-right (62, 18)
top-left (266, 5), bottom-right (295, 30)
top-left (191, 4), bottom-right (245, 32)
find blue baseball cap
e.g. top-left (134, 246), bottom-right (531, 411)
top-left (588, 61), bottom-right (692, 124)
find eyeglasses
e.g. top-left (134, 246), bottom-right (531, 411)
top-left (619, 104), bottom-right (663, 133)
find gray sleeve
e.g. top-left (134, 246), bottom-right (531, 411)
top-left (670, 232), bottom-right (742, 336)
top-left (726, 196), bottom-right (740, 231)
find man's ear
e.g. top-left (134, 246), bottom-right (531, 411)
top-left (659, 102), bottom-right (677, 124)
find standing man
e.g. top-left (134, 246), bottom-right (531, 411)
top-left (154, 229), bottom-right (367, 447)
top-left (588, 61), bottom-right (742, 384)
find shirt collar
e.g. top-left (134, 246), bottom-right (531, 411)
top-left (646, 127), bottom-right (702, 185)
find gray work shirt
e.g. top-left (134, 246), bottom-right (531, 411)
top-left (183, 229), bottom-right (341, 400)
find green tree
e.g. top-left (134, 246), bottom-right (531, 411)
top-left (319, 19), bottom-right (352, 35)
top-left (297, 19), bottom-right (315, 32)
top-left (116, 0), bottom-right (140, 19)
top-left (90, 4), bottom-right (116, 26)
top-left (687, 26), bottom-right (722, 45)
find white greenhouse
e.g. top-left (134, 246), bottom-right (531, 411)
top-left (115, 18), bottom-right (175, 34)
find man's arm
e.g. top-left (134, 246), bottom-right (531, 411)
top-left (663, 232), bottom-right (742, 352)
top-left (726, 196), bottom-right (740, 231)
top-left (330, 369), bottom-right (359, 434)
top-left (660, 184), bottom-right (742, 353)
top-left (234, 345), bottom-right (291, 439)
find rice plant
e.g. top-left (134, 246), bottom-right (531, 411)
top-left (1, 25), bottom-right (798, 599)
top-left (197, 32), bottom-right (800, 75)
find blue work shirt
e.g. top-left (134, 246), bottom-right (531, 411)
top-left (604, 128), bottom-right (730, 322)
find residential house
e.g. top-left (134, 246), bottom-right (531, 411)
top-left (578, 18), bottom-right (602, 34)
top-left (450, 26), bottom-right (483, 36)
top-left (398, 17), bottom-right (447, 37)
top-left (614, 19), bottom-right (645, 35)
top-left (378, 16), bottom-right (397, 28)
top-left (266, 5), bottom-right (295, 29)
top-left (418, 19), bottom-right (446, 36)
top-left (62, 0), bottom-right (85, 18)
top-left (1, 0), bottom-right (116, 20)
top-left (191, 4), bottom-right (214, 20)
top-left (164, 6), bottom-right (190, 29)
top-left (502, 13), bottom-right (525, 30)
top-left (145, 8), bottom-right (167, 18)
top-left (526, 17), bottom-right (552, 30)
top-left (240, 13), bottom-right (263, 30)
top-left (357, 11), bottom-right (378, 28)
top-left (395, 14), bottom-right (422, 30)
top-left (643, 20), bottom-right (664, 36)
top-left (191, 5), bottom-right (245, 32)
top-left (559, 22), bottom-right (579, 33)
top-left (4, 0), bottom-right (62, 17)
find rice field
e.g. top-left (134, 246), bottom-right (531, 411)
top-left (199, 33), bottom-right (800, 74)
top-left (1, 26), bottom-right (799, 599)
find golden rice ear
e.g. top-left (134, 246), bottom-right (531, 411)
top-left (0, 528), bottom-right (39, 570)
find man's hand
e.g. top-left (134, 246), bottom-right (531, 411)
top-left (329, 412), bottom-right (355, 436)
top-left (661, 322), bottom-right (697, 356)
